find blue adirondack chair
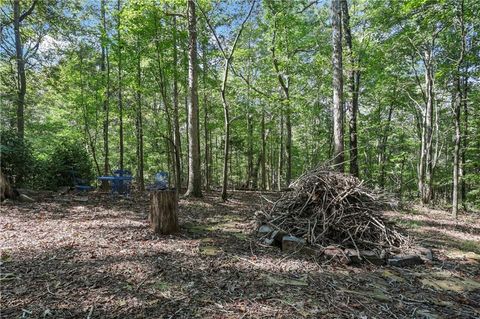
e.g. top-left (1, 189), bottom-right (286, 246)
top-left (69, 170), bottom-right (94, 192)
top-left (111, 169), bottom-right (132, 195)
top-left (147, 172), bottom-right (168, 190)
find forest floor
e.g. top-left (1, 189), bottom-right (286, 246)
top-left (1, 190), bottom-right (479, 318)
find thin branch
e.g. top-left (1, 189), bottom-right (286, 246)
top-left (19, 0), bottom-right (37, 22)
top-left (195, 0), bottom-right (227, 59)
top-left (296, 0), bottom-right (318, 14)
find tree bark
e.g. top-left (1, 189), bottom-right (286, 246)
top-left (185, 0), bottom-right (202, 197)
top-left (220, 60), bottom-right (231, 200)
top-left (13, 0), bottom-right (28, 140)
top-left (340, 0), bottom-right (359, 177)
top-left (261, 107), bottom-right (267, 190)
top-left (331, 0), bottom-right (344, 171)
top-left (452, 0), bottom-right (465, 218)
top-left (136, 39), bottom-right (144, 192)
top-left (422, 50), bottom-right (434, 204)
top-left (117, 0), bottom-right (124, 171)
top-left (277, 112), bottom-right (284, 191)
top-left (101, 0), bottom-right (110, 190)
top-left (202, 37), bottom-right (210, 191)
top-left (1, 171), bottom-right (17, 201)
top-left (271, 25), bottom-right (292, 186)
top-left (149, 190), bottom-right (178, 235)
top-left (461, 74), bottom-right (468, 206)
top-left (247, 112), bottom-right (254, 188)
top-left (172, 13), bottom-right (182, 191)
top-left (379, 104), bottom-right (394, 188)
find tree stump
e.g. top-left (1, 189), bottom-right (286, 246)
top-left (149, 190), bottom-right (179, 234)
top-left (0, 171), bottom-right (17, 201)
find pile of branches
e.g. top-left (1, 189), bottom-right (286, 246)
top-left (258, 167), bottom-right (408, 250)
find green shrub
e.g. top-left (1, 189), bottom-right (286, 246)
top-left (0, 130), bottom-right (35, 187)
top-left (45, 141), bottom-right (94, 190)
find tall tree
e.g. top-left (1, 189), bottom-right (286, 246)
top-left (340, 0), bottom-right (359, 177)
top-left (116, 0), bottom-right (124, 170)
top-left (100, 0), bottom-right (111, 186)
top-left (135, 37), bottom-right (144, 192)
top-left (185, 0), bottom-right (202, 197)
top-left (199, 0), bottom-right (256, 200)
top-left (331, 0), bottom-right (344, 171)
top-left (13, 0), bottom-right (37, 140)
top-left (452, 0), bottom-right (466, 218)
top-left (172, 13), bottom-right (182, 191)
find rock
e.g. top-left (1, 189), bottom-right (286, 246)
top-left (270, 230), bottom-right (288, 246)
top-left (388, 255), bottom-right (423, 267)
top-left (344, 249), bottom-right (385, 265)
top-left (360, 250), bottom-right (386, 265)
top-left (257, 225), bottom-right (273, 237)
top-left (262, 238), bottom-right (274, 246)
top-left (282, 235), bottom-right (306, 252)
top-left (58, 186), bottom-right (71, 195)
top-left (344, 248), bottom-right (361, 264)
top-left (19, 193), bottom-right (35, 202)
top-left (416, 247), bottom-right (433, 261)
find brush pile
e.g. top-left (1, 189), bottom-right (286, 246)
top-left (257, 167), bottom-right (408, 250)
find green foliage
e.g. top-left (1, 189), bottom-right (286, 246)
top-left (0, 130), bottom-right (35, 187)
top-left (44, 141), bottom-right (94, 190)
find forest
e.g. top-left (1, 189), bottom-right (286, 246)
top-left (1, 0), bottom-right (480, 318)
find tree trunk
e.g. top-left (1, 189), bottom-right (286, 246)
top-left (285, 106), bottom-right (292, 185)
top-left (261, 107), bottom-right (267, 190)
top-left (117, 0), bottom-right (124, 171)
top-left (136, 41), bottom-right (144, 192)
top-left (461, 74), bottom-right (468, 206)
top-left (271, 26), bottom-right (292, 186)
top-left (202, 37), bottom-right (210, 192)
top-left (198, 0), bottom-right (256, 199)
top-left (379, 104), bottom-right (394, 188)
top-left (79, 53), bottom-right (101, 175)
top-left (331, 0), bottom-right (344, 171)
top-left (246, 112), bottom-right (254, 189)
top-left (277, 112), bottom-right (283, 191)
top-left (221, 58), bottom-right (231, 201)
top-left (172, 13), bottom-right (182, 191)
top-left (101, 0), bottom-right (110, 190)
top-left (452, 0), bottom-right (465, 218)
top-left (13, 0), bottom-right (27, 140)
top-left (185, 0), bottom-right (202, 197)
top-left (422, 51), bottom-right (434, 205)
top-left (341, 0), bottom-right (359, 177)
top-left (452, 91), bottom-right (461, 218)
top-left (149, 190), bottom-right (178, 235)
top-left (0, 172), bottom-right (18, 201)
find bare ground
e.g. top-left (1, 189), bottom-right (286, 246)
top-left (1, 191), bottom-right (479, 318)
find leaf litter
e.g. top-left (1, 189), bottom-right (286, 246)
top-left (0, 190), bottom-right (479, 318)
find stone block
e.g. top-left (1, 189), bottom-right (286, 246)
top-left (282, 235), bottom-right (306, 252)
top-left (388, 255), bottom-right (423, 267)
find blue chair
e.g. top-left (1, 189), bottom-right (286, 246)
top-left (147, 172), bottom-right (168, 190)
top-left (69, 170), bottom-right (94, 192)
top-left (111, 169), bottom-right (132, 195)
top-left (113, 169), bottom-right (132, 176)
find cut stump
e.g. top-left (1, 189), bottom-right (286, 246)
top-left (149, 190), bottom-right (179, 235)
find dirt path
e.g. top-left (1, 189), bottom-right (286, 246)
top-left (1, 191), bottom-right (479, 318)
